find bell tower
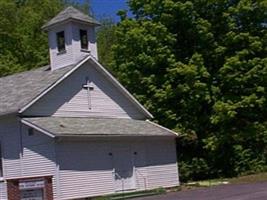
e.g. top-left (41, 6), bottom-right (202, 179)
top-left (42, 6), bottom-right (100, 71)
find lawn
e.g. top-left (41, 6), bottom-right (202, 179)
top-left (183, 172), bottom-right (267, 190)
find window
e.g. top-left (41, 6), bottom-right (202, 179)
top-left (0, 142), bottom-right (3, 177)
top-left (80, 29), bottom-right (88, 50)
top-left (28, 128), bottom-right (34, 136)
top-left (56, 31), bottom-right (66, 53)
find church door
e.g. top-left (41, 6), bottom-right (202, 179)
top-left (113, 146), bottom-right (136, 191)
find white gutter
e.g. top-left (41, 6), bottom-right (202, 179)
top-left (146, 120), bottom-right (179, 136)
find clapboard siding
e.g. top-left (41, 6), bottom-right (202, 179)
top-left (56, 139), bottom-right (178, 199)
top-left (24, 62), bottom-right (145, 119)
top-left (146, 140), bottom-right (179, 189)
top-left (0, 181), bottom-right (7, 200)
top-left (0, 117), bottom-right (178, 199)
top-left (72, 24), bottom-right (98, 61)
top-left (20, 125), bottom-right (56, 177)
top-left (49, 21), bottom-right (98, 71)
top-left (0, 117), bottom-right (22, 179)
top-left (49, 23), bottom-right (74, 71)
top-left (20, 125), bottom-right (58, 198)
top-left (0, 118), bottom-right (58, 199)
top-left (131, 142), bottom-right (148, 190)
top-left (57, 142), bottom-right (114, 199)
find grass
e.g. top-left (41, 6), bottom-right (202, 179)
top-left (92, 187), bottom-right (166, 200)
top-left (228, 172), bottom-right (267, 184)
top-left (91, 172), bottom-right (267, 199)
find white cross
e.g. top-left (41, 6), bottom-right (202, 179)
top-left (83, 78), bottom-right (94, 109)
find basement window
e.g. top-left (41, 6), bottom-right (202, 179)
top-left (56, 31), bottom-right (66, 53)
top-left (80, 29), bottom-right (88, 50)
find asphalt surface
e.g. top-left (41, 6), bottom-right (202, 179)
top-left (134, 182), bottom-right (267, 200)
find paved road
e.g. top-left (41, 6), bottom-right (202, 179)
top-left (134, 182), bottom-right (267, 200)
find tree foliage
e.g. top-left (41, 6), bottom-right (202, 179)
top-left (0, 0), bottom-right (92, 77)
top-left (97, 18), bottom-right (117, 69)
top-left (1, 0), bottom-right (266, 182)
top-left (111, 0), bottom-right (267, 181)
top-left (0, 0), bottom-right (65, 76)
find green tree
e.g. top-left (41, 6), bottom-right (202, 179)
top-left (0, 0), bottom-right (92, 77)
top-left (111, 0), bottom-right (267, 181)
top-left (97, 17), bottom-right (117, 69)
top-left (0, 0), bottom-right (64, 76)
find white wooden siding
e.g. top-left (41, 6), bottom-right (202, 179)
top-left (49, 22), bottom-right (98, 71)
top-left (23, 62), bottom-right (145, 119)
top-left (49, 23), bottom-right (74, 71)
top-left (0, 181), bottom-right (7, 200)
top-left (0, 118), bottom-right (58, 199)
top-left (146, 140), bottom-right (179, 189)
top-left (57, 142), bottom-right (114, 199)
top-left (0, 117), bottom-right (178, 200)
top-left (72, 24), bottom-right (98, 61)
top-left (0, 117), bottom-right (22, 179)
top-left (56, 138), bottom-right (179, 199)
top-left (132, 142), bottom-right (148, 190)
top-left (20, 125), bottom-right (56, 177)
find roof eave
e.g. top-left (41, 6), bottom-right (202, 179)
top-left (0, 110), bottom-right (17, 118)
top-left (88, 57), bottom-right (154, 119)
top-left (42, 18), bottom-right (101, 31)
top-left (21, 119), bottom-right (56, 138)
top-left (146, 120), bottom-right (180, 137)
top-left (18, 56), bottom-right (91, 114)
top-left (19, 56), bottom-right (153, 120)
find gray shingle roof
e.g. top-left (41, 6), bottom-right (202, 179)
top-left (42, 6), bottom-right (100, 30)
top-left (23, 117), bottom-right (177, 137)
top-left (0, 65), bottom-right (74, 115)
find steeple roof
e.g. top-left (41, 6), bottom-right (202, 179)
top-left (42, 6), bottom-right (100, 30)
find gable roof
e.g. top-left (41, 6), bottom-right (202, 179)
top-left (0, 65), bottom-right (74, 116)
top-left (0, 56), bottom-right (153, 119)
top-left (21, 117), bottom-right (178, 138)
top-left (42, 6), bottom-right (100, 30)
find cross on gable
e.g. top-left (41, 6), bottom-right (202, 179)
top-left (83, 78), bottom-right (94, 109)
top-left (83, 80), bottom-right (94, 91)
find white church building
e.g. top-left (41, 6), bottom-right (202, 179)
top-left (0, 7), bottom-right (179, 200)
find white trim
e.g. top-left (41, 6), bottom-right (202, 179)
top-left (89, 57), bottom-right (153, 119)
top-left (4, 174), bottom-right (53, 181)
top-left (146, 120), bottom-right (179, 136)
top-left (18, 55), bottom-right (153, 119)
top-left (18, 56), bottom-right (92, 113)
top-left (0, 141), bottom-right (3, 180)
top-left (54, 142), bottom-right (61, 199)
top-left (21, 119), bottom-right (55, 138)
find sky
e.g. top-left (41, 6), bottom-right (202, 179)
top-left (90, 0), bottom-right (130, 22)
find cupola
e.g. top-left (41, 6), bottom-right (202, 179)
top-left (42, 6), bottom-right (100, 70)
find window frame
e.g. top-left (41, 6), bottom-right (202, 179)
top-left (80, 29), bottom-right (88, 50)
top-left (56, 31), bottom-right (66, 53)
